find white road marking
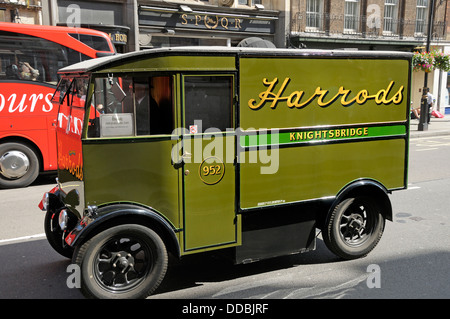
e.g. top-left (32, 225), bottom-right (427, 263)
top-left (0, 233), bottom-right (46, 245)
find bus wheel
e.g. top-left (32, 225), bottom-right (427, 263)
top-left (0, 142), bottom-right (40, 189)
top-left (323, 196), bottom-right (385, 260)
top-left (74, 224), bottom-right (168, 299)
top-left (44, 209), bottom-right (74, 259)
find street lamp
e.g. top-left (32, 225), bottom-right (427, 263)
top-left (418, 0), bottom-right (436, 131)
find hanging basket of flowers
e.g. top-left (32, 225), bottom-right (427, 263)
top-left (432, 51), bottom-right (450, 72)
top-left (412, 51), bottom-right (434, 72)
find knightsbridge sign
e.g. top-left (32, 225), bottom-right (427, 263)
top-left (138, 5), bottom-right (277, 34)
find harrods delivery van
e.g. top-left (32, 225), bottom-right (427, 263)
top-left (39, 47), bottom-right (411, 298)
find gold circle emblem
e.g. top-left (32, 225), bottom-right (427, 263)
top-left (199, 156), bottom-right (225, 185)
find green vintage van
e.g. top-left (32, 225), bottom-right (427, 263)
top-left (39, 47), bottom-right (411, 298)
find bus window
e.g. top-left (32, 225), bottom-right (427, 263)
top-left (184, 76), bottom-right (233, 132)
top-left (88, 76), bottom-right (174, 138)
top-left (0, 30), bottom-right (89, 84)
top-left (69, 33), bottom-right (112, 52)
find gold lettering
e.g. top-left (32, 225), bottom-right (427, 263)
top-left (317, 88), bottom-right (340, 107)
top-left (392, 86), bottom-right (404, 104)
top-left (181, 14), bottom-right (188, 25)
top-left (221, 17), bottom-right (229, 29)
top-left (287, 90), bottom-right (304, 108)
top-left (195, 15), bottom-right (202, 26)
top-left (248, 77), bottom-right (290, 110)
top-left (339, 87), bottom-right (357, 106)
top-left (235, 18), bottom-right (242, 29)
top-left (290, 132), bottom-right (295, 141)
top-left (248, 78), bottom-right (404, 110)
top-left (355, 90), bottom-right (368, 104)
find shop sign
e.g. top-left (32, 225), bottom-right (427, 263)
top-left (107, 30), bottom-right (128, 45)
top-left (139, 6), bottom-right (276, 34)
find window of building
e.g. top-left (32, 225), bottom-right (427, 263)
top-left (384, 0), bottom-right (398, 34)
top-left (415, 0), bottom-right (428, 35)
top-left (344, 0), bottom-right (360, 33)
top-left (238, 0), bottom-right (262, 5)
top-left (306, 0), bottom-right (323, 31)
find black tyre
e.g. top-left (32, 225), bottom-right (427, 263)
top-left (44, 209), bottom-right (74, 259)
top-left (74, 224), bottom-right (168, 299)
top-left (323, 196), bottom-right (385, 260)
top-left (0, 142), bottom-right (40, 188)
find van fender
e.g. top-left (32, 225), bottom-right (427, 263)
top-left (66, 204), bottom-right (180, 257)
top-left (329, 179), bottom-right (393, 222)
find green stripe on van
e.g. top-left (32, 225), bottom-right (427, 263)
top-left (240, 124), bottom-right (406, 148)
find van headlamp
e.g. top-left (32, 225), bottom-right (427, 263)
top-left (58, 209), bottom-right (69, 231)
top-left (41, 192), bottom-right (50, 211)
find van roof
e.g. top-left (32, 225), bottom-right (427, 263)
top-left (58, 46), bottom-right (412, 74)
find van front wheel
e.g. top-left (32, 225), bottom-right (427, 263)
top-left (74, 224), bottom-right (168, 299)
top-left (323, 197), bottom-right (385, 260)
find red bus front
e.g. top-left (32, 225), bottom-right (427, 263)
top-left (0, 22), bottom-right (115, 188)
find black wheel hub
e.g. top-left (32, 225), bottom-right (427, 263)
top-left (94, 237), bottom-right (153, 292)
top-left (339, 204), bottom-right (372, 246)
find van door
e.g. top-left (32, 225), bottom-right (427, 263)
top-left (182, 75), bottom-right (237, 251)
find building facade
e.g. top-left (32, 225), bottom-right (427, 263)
top-left (0, 0), bottom-right (43, 24)
top-left (40, 0), bottom-right (289, 52)
top-left (3, 0), bottom-right (450, 112)
top-left (290, 0), bottom-right (448, 51)
top-left (287, 1), bottom-right (450, 112)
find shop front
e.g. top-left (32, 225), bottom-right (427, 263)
top-left (53, 0), bottom-right (132, 53)
top-left (47, 1), bottom-right (281, 52)
top-left (137, 4), bottom-right (278, 49)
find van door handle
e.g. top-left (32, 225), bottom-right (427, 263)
top-left (171, 152), bottom-right (191, 169)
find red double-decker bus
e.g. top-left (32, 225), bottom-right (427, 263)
top-left (0, 22), bottom-right (116, 188)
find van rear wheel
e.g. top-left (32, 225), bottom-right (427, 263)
top-left (74, 224), bottom-right (168, 299)
top-left (323, 196), bottom-right (385, 260)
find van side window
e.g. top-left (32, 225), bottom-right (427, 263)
top-left (184, 76), bottom-right (233, 132)
top-left (88, 75), bottom-right (174, 138)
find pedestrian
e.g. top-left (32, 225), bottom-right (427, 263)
top-left (426, 89), bottom-right (434, 124)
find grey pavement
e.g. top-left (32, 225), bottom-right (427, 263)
top-left (409, 115), bottom-right (450, 138)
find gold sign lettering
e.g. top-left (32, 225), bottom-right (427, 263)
top-left (180, 13), bottom-right (243, 31)
top-left (248, 77), bottom-right (404, 110)
top-left (289, 127), bottom-right (369, 142)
